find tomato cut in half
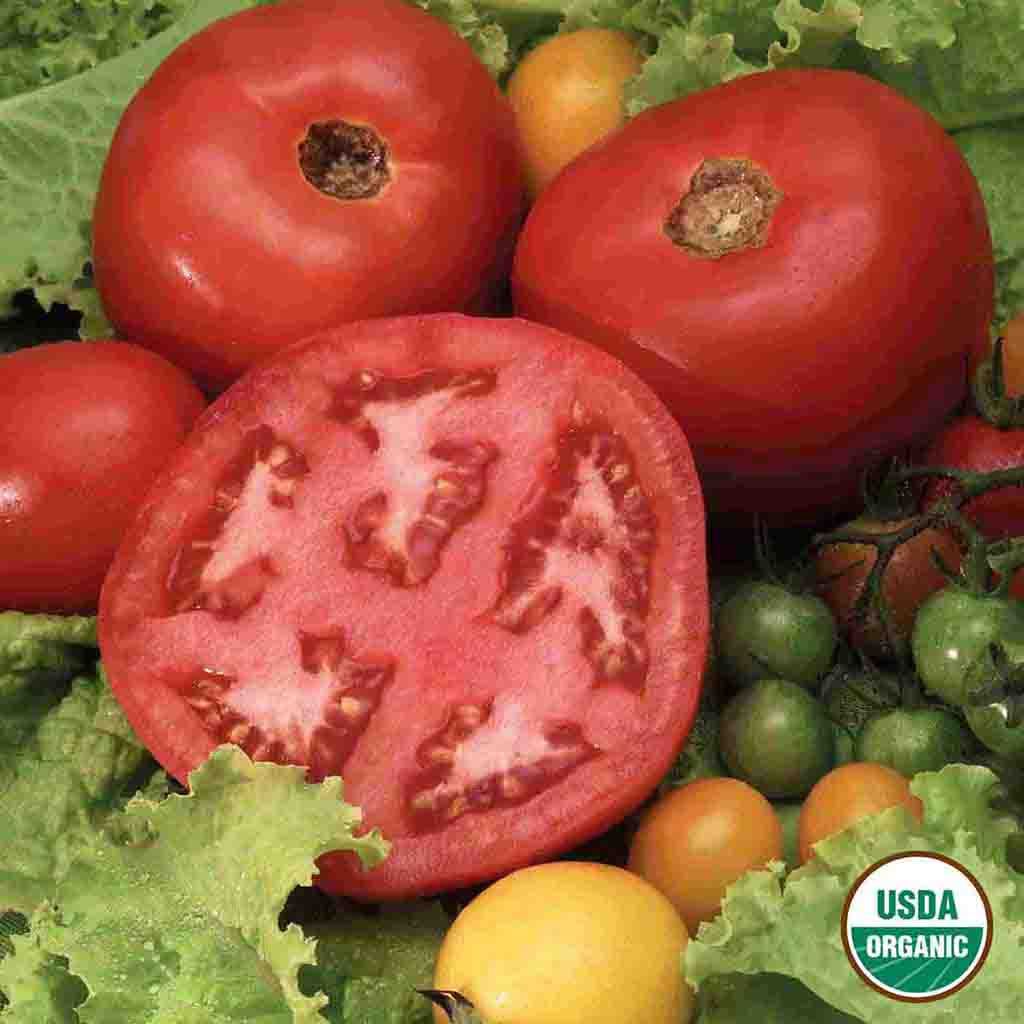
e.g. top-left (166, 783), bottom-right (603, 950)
top-left (99, 314), bottom-right (708, 901)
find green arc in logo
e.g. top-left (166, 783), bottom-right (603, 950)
top-left (850, 927), bottom-right (985, 995)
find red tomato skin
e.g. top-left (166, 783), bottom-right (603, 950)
top-left (0, 341), bottom-right (206, 613)
top-left (512, 69), bottom-right (993, 525)
top-left (98, 314), bottom-right (708, 901)
top-left (922, 416), bottom-right (1024, 539)
top-left (92, 0), bottom-right (524, 389)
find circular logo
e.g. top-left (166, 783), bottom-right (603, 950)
top-left (842, 852), bottom-right (993, 1002)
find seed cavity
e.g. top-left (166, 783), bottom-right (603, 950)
top-left (491, 403), bottom-right (655, 691)
top-left (406, 697), bottom-right (598, 830)
top-left (331, 369), bottom-right (499, 586)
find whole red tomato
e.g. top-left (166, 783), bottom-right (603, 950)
top-left (93, 0), bottom-right (523, 389)
top-left (0, 341), bottom-right (205, 613)
top-left (99, 314), bottom-right (708, 900)
top-left (922, 416), bottom-right (1024, 540)
top-left (512, 69), bottom-right (993, 525)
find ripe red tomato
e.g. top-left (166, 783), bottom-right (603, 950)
top-left (98, 314), bottom-right (708, 900)
top-left (922, 416), bottom-right (1024, 540)
top-left (92, 0), bottom-right (523, 389)
top-left (0, 341), bottom-right (205, 613)
top-left (512, 69), bottom-right (993, 524)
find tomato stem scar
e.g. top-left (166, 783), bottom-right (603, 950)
top-left (665, 157), bottom-right (781, 258)
top-left (298, 120), bottom-right (391, 199)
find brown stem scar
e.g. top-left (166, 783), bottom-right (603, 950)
top-left (298, 120), bottom-right (391, 200)
top-left (665, 157), bottom-right (781, 258)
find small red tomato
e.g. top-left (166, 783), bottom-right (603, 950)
top-left (922, 416), bottom-right (1024, 540)
top-left (0, 341), bottom-right (205, 613)
top-left (814, 517), bottom-right (962, 661)
top-left (93, 0), bottom-right (523, 389)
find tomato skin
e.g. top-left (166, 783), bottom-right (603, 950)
top-left (98, 313), bottom-right (708, 901)
top-left (627, 777), bottom-right (782, 934)
top-left (815, 517), bottom-right (962, 661)
top-left (513, 69), bottom-right (992, 524)
top-left (854, 708), bottom-right (974, 777)
top-left (922, 416), bottom-right (1024, 539)
top-left (715, 580), bottom-right (837, 690)
top-left (93, 0), bottom-right (523, 389)
top-left (432, 861), bottom-right (694, 1024)
top-left (719, 679), bottom-right (835, 799)
top-left (798, 762), bottom-right (923, 864)
top-left (912, 588), bottom-right (1024, 706)
top-left (0, 341), bottom-right (205, 613)
top-left (506, 28), bottom-right (643, 199)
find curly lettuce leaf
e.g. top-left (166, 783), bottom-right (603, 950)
top-left (0, 662), bottom-right (160, 915)
top-left (686, 765), bottom-right (1024, 1022)
top-left (0, 0), bottom-right (191, 100)
top-left (695, 972), bottom-right (860, 1024)
top-left (0, 746), bottom-right (390, 1023)
top-left (0, 0), bottom-right (273, 331)
top-left (955, 123), bottom-right (1024, 331)
top-left (301, 901), bottom-right (448, 1024)
top-left (0, 612), bottom-right (161, 915)
top-left (861, 0), bottom-right (1024, 130)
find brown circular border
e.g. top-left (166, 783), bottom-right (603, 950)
top-left (840, 850), bottom-right (994, 1003)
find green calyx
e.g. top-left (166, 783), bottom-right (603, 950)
top-left (972, 337), bottom-right (1024, 429)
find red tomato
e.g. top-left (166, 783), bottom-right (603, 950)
top-left (98, 314), bottom-right (708, 900)
top-left (512, 69), bottom-right (993, 525)
top-left (922, 416), bottom-right (1024, 540)
top-left (0, 341), bottom-right (205, 613)
top-left (92, 0), bottom-right (523, 389)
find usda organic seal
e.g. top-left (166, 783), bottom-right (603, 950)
top-left (842, 852), bottom-right (993, 1001)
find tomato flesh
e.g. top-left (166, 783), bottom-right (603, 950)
top-left (99, 315), bottom-right (708, 900)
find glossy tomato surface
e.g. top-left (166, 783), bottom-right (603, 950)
top-left (0, 341), bottom-right (205, 613)
top-left (98, 314), bottom-right (708, 900)
top-left (513, 69), bottom-right (993, 524)
top-left (93, 0), bottom-right (523, 389)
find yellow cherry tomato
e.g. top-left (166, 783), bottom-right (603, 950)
top-left (627, 777), bottom-right (783, 936)
top-left (506, 27), bottom-right (643, 198)
top-left (1001, 310), bottom-right (1024, 396)
top-left (432, 861), bottom-right (694, 1024)
top-left (798, 762), bottom-right (924, 864)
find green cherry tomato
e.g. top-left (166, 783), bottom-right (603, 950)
top-left (966, 702), bottom-right (1024, 762)
top-left (911, 588), bottom-right (1024, 706)
top-left (716, 581), bottom-right (838, 690)
top-left (719, 679), bottom-right (835, 799)
top-left (854, 708), bottom-right (975, 777)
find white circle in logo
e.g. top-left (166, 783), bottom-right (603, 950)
top-left (842, 852), bottom-right (992, 1002)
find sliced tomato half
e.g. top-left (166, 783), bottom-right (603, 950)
top-left (99, 314), bottom-right (708, 900)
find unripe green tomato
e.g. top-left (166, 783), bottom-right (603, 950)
top-left (854, 708), bottom-right (974, 777)
top-left (716, 581), bottom-right (838, 690)
top-left (719, 679), bottom-right (835, 799)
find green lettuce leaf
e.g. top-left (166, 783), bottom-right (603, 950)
top-left (407, 0), bottom-right (514, 74)
top-left (301, 901), bottom-right (448, 1023)
top-left (955, 123), bottom-right (1024, 331)
top-left (695, 972), bottom-right (860, 1024)
top-left (0, 657), bottom-right (160, 916)
top-left (0, 0), bottom-right (273, 330)
top-left (861, 0), bottom-right (1024, 130)
top-left (686, 764), bottom-right (1024, 1022)
top-left (0, 0), bottom-right (192, 101)
top-left (0, 746), bottom-right (390, 1023)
